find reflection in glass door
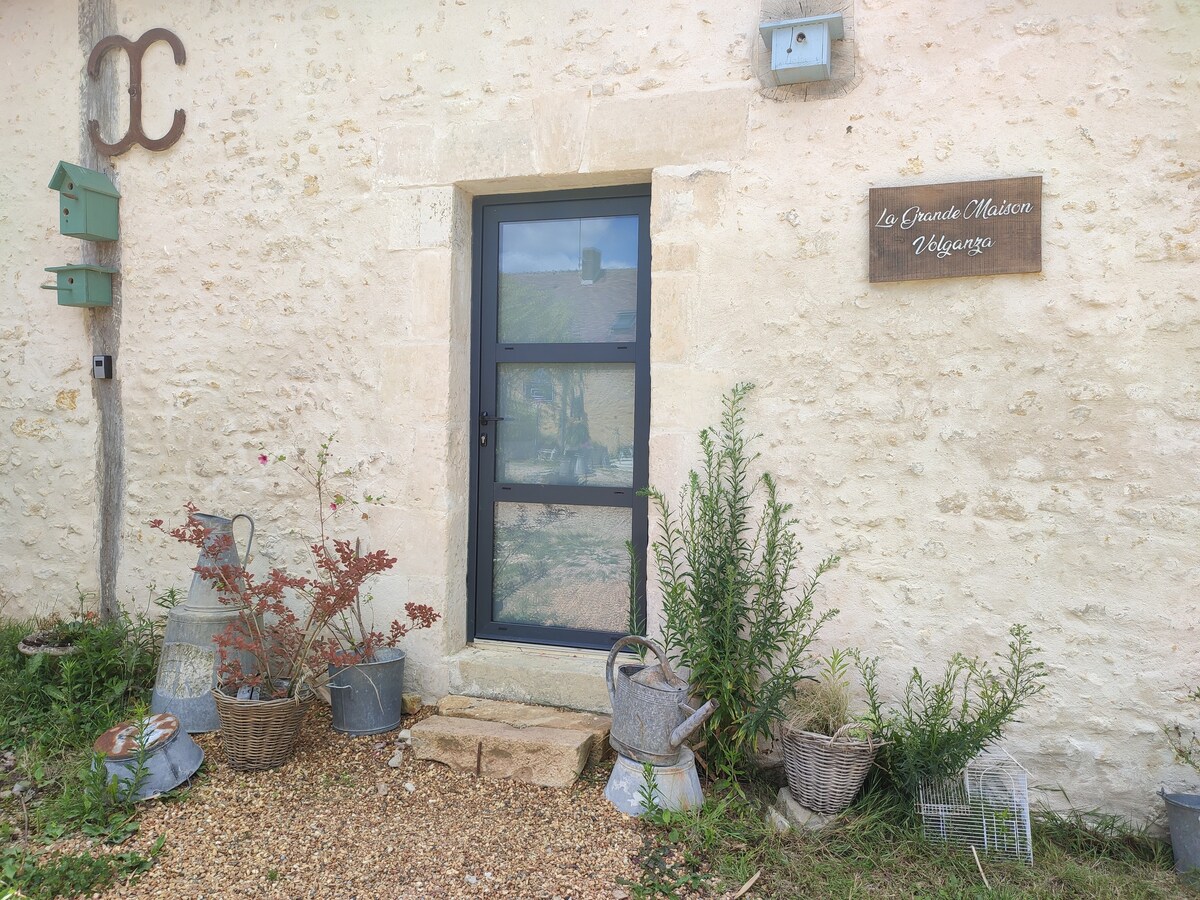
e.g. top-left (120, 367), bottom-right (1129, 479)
top-left (470, 187), bottom-right (650, 650)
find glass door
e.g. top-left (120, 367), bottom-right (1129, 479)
top-left (469, 187), bottom-right (651, 650)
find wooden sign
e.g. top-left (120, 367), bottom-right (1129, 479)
top-left (869, 176), bottom-right (1042, 283)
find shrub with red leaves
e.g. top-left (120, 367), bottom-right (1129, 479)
top-left (153, 439), bottom-right (440, 699)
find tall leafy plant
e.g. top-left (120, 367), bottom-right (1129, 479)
top-left (863, 623), bottom-right (1048, 805)
top-left (645, 383), bottom-right (838, 783)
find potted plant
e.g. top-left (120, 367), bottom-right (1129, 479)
top-left (18, 613), bottom-right (95, 658)
top-left (781, 649), bottom-right (883, 815)
top-left (151, 437), bottom-right (438, 767)
top-left (323, 583), bottom-right (439, 736)
top-left (257, 439), bottom-right (440, 736)
top-left (154, 504), bottom-right (398, 770)
top-left (1164, 686), bottom-right (1200, 882)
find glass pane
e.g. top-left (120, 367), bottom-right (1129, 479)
top-left (493, 502), bottom-right (631, 632)
top-left (498, 216), bottom-right (639, 343)
top-left (497, 363), bottom-right (635, 487)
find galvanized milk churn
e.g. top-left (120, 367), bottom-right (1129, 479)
top-left (151, 513), bottom-right (254, 733)
top-left (606, 635), bottom-right (717, 765)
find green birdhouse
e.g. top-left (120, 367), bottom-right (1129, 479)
top-left (43, 264), bottom-right (117, 307)
top-left (48, 161), bottom-right (120, 242)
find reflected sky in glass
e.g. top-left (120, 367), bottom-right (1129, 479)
top-left (500, 216), bottom-right (639, 274)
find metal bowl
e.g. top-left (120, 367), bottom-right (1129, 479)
top-left (93, 712), bottom-right (204, 800)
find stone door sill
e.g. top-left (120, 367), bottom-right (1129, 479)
top-left (446, 640), bottom-right (611, 713)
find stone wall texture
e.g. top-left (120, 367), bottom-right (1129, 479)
top-left (1, 0), bottom-right (1197, 817)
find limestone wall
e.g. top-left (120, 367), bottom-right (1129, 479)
top-left (0, 0), bottom-right (97, 617)
top-left (0, 0), bottom-right (1197, 816)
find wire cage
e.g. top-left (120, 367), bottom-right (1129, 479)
top-left (918, 749), bottom-right (1033, 866)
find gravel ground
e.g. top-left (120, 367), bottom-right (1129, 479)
top-left (60, 706), bottom-right (652, 899)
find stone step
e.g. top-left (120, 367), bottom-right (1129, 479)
top-left (411, 696), bottom-right (613, 788)
top-left (436, 695), bottom-right (612, 767)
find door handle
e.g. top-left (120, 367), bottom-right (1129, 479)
top-left (479, 411), bottom-right (505, 427)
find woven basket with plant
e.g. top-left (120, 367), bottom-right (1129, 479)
top-left (212, 688), bottom-right (315, 772)
top-left (782, 649), bottom-right (883, 815)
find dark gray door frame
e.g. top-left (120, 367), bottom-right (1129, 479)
top-left (467, 185), bottom-right (651, 650)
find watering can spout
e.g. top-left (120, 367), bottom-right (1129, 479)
top-left (669, 699), bottom-right (717, 749)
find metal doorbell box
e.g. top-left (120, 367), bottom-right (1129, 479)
top-left (92, 354), bottom-right (113, 379)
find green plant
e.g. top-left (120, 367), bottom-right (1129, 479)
top-left (0, 589), bottom-right (173, 843)
top-left (33, 709), bottom-right (161, 844)
top-left (1033, 805), bottom-right (1172, 868)
top-left (645, 383), bottom-right (838, 783)
top-left (150, 585), bottom-right (185, 612)
top-left (864, 624), bottom-right (1048, 805)
top-left (637, 761), bottom-right (662, 818)
top-left (1165, 685), bottom-right (1200, 776)
top-left (626, 540), bottom-right (644, 639)
top-left (0, 595), bottom-right (163, 758)
top-left (784, 648), bottom-right (880, 737)
top-left (44, 754), bottom-right (140, 843)
top-left (621, 767), bottom-right (712, 900)
top-left (619, 840), bottom-right (707, 900)
top-left (630, 785), bottom-right (789, 898)
top-left (625, 540), bottom-right (648, 663)
top-left (620, 776), bottom-right (1181, 898)
top-left (0, 835), bottom-right (163, 899)
top-left (758, 785), bottom-right (1179, 898)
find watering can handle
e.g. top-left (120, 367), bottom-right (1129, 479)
top-left (605, 635), bottom-right (673, 706)
top-left (231, 514), bottom-right (255, 567)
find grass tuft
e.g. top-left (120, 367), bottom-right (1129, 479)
top-left (1033, 806), bottom-right (1173, 869)
top-left (629, 780), bottom-right (1187, 899)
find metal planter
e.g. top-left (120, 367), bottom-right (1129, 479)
top-left (328, 648), bottom-right (406, 736)
top-left (1164, 791), bottom-right (1200, 881)
top-left (604, 748), bottom-right (704, 816)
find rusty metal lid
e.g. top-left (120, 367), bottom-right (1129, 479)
top-left (94, 713), bottom-right (180, 759)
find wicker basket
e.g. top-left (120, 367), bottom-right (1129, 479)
top-left (212, 688), bottom-right (314, 772)
top-left (781, 722), bottom-right (882, 815)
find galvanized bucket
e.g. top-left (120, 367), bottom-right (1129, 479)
top-left (606, 635), bottom-right (716, 766)
top-left (93, 713), bottom-right (204, 800)
top-left (605, 747), bottom-right (704, 816)
top-left (328, 647), bottom-right (406, 736)
top-left (1163, 790), bottom-right (1200, 878)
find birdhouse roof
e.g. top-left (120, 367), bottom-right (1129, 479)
top-left (759, 13), bottom-right (845, 44)
top-left (47, 161), bottom-right (120, 197)
top-left (45, 264), bottom-right (118, 275)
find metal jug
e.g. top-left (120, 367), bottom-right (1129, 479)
top-left (606, 635), bottom-right (717, 766)
top-left (180, 513), bottom-right (255, 611)
top-left (152, 513), bottom-right (254, 733)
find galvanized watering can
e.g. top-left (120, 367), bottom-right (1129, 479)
top-left (606, 635), bottom-right (717, 766)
